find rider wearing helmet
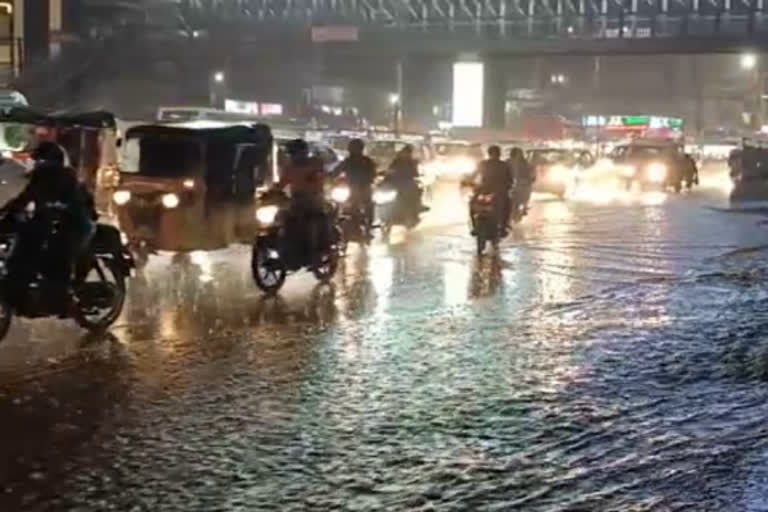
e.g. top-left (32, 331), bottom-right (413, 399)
top-left (2, 142), bottom-right (95, 305)
top-left (334, 138), bottom-right (376, 229)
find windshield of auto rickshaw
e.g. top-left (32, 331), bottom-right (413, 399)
top-left (122, 135), bottom-right (203, 177)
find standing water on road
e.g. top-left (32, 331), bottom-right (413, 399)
top-left (3, 177), bottom-right (768, 510)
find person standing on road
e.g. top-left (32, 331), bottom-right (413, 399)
top-left (508, 147), bottom-right (534, 217)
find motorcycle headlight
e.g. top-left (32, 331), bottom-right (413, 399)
top-left (113, 190), bottom-right (131, 205)
top-left (373, 188), bottom-right (397, 204)
top-left (256, 204), bottom-right (279, 225)
top-left (331, 185), bottom-right (350, 203)
top-left (647, 162), bottom-right (667, 183)
top-left (162, 193), bottom-right (180, 209)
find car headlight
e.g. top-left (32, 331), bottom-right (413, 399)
top-left (373, 188), bottom-right (397, 204)
top-left (256, 204), bottom-right (279, 225)
top-left (619, 165), bottom-right (636, 177)
top-left (113, 190), bottom-right (131, 205)
top-left (331, 185), bottom-right (350, 203)
top-left (647, 162), bottom-right (667, 183)
top-left (162, 193), bottom-right (180, 209)
top-left (183, 179), bottom-right (195, 190)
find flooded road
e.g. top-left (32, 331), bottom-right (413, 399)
top-left (3, 168), bottom-right (768, 510)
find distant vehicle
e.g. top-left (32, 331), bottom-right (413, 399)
top-left (610, 141), bottom-right (688, 192)
top-left (527, 148), bottom-right (579, 198)
top-left (113, 124), bottom-right (273, 258)
top-left (427, 141), bottom-right (484, 178)
top-left (367, 139), bottom-right (436, 195)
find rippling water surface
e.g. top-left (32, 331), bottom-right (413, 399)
top-left (3, 178), bottom-right (768, 511)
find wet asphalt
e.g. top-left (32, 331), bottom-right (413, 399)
top-left (4, 166), bottom-right (768, 510)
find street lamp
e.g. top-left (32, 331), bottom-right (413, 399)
top-left (388, 93), bottom-right (401, 134)
top-left (213, 71), bottom-right (225, 83)
top-left (741, 53), bottom-right (757, 71)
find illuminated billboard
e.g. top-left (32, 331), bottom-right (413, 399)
top-left (452, 62), bottom-right (484, 127)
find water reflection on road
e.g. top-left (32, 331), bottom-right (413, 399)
top-left (3, 171), bottom-right (768, 510)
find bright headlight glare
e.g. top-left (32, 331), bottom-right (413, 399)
top-left (550, 164), bottom-right (569, 181)
top-left (647, 162), bottom-right (667, 182)
top-left (183, 179), bottom-right (195, 189)
top-left (331, 185), bottom-right (350, 203)
top-left (162, 193), bottom-right (180, 209)
top-left (620, 165), bottom-right (636, 177)
top-left (256, 205), bottom-right (279, 224)
top-left (113, 190), bottom-right (131, 205)
top-left (373, 189), bottom-right (397, 204)
top-left (456, 157), bottom-right (475, 175)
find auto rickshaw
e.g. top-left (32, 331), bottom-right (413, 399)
top-left (112, 124), bottom-right (273, 259)
top-left (0, 108), bottom-right (120, 206)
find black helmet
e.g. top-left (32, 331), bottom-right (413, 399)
top-left (32, 141), bottom-right (66, 166)
top-left (285, 138), bottom-right (309, 157)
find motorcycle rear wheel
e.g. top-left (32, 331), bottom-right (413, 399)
top-left (74, 257), bottom-right (126, 331)
top-left (0, 295), bottom-right (12, 341)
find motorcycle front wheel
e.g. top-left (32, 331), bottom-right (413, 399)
top-left (74, 257), bottom-right (126, 331)
top-left (251, 244), bottom-right (287, 294)
top-left (313, 229), bottom-right (340, 283)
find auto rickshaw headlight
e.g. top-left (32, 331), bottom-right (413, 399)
top-left (113, 190), bottom-right (131, 205)
top-left (183, 179), bottom-right (195, 190)
top-left (647, 162), bottom-right (667, 183)
top-left (162, 193), bottom-right (180, 209)
top-left (331, 185), bottom-right (350, 203)
top-left (256, 204), bottom-right (279, 225)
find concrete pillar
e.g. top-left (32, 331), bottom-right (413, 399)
top-left (484, 59), bottom-right (506, 130)
top-left (23, 0), bottom-right (50, 63)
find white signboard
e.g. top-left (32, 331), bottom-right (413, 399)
top-left (452, 62), bottom-right (484, 128)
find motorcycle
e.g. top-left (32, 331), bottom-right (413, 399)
top-left (373, 176), bottom-right (425, 239)
top-left (251, 187), bottom-right (344, 294)
top-left (470, 191), bottom-right (505, 255)
top-left (0, 214), bottom-right (133, 341)
top-left (337, 183), bottom-right (372, 255)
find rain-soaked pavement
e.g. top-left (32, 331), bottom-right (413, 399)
top-left (4, 166), bottom-right (768, 510)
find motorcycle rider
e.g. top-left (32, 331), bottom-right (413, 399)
top-left (279, 139), bottom-right (330, 265)
top-left (386, 144), bottom-right (422, 223)
top-left (1, 142), bottom-right (95, 306)
top-left (464, 145), bottom-right (513, 235)
top-left (334, 138), bottom-right (376, 233)
top-left (508, 147), bottom-right (534, 217)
